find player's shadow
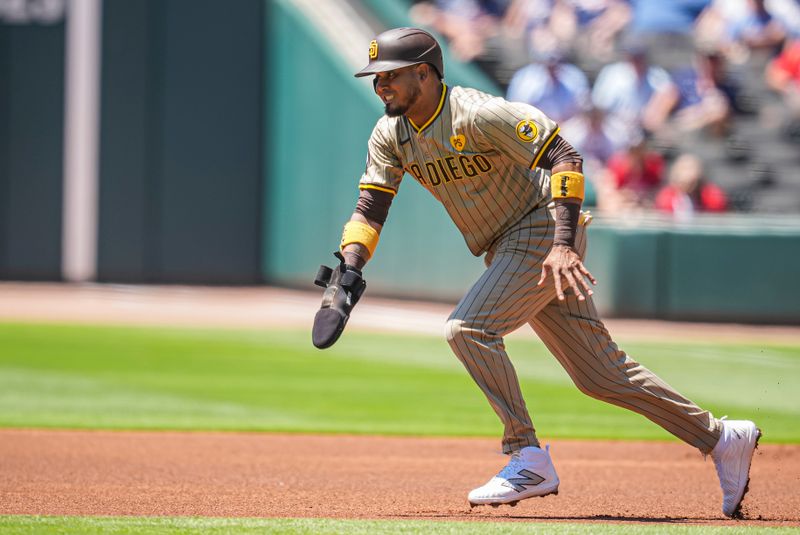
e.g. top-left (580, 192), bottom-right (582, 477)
top-left (396, 512), bottom-right (746, 523)
top-left (506, 515), bottom-right (713, 523)
top-left (476, 513), bottom-right (777, 523)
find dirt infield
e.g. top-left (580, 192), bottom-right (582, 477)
top-left (2, 283), bottom-right (799, 526)
top-left (1, 429), bottom-right (798, 526)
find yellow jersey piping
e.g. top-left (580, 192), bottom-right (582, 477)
top-left (359, 184), bottom-right (397, 196)
top-left (408, 83), bottom-right (448, 135)
top-left (530, 126), bottom-right (561, 170)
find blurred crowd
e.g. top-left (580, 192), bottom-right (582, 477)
top-left (410, 0), bottom-right (800, 217)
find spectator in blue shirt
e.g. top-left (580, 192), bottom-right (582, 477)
top-left (592, 40), bottom-right (676, 136)
top-left (628, 0), bottom-right (711, 34)
top-left (506, 50), bottom-right (590, 123)
top-left (728, 0), bottom-right (788, 57)
top-left (625, 0), bottom-right (713, 70)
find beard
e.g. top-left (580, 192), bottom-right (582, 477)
top-left (384, 84), bottom-right (422, 117)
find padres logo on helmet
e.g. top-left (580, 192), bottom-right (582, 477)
top-left (355, 27), bottom-right (444, 79)
top-left (515, 119), bottom-right (538, 143)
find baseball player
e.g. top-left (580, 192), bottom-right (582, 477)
top-left (312, 27), bottom-right (760, 518)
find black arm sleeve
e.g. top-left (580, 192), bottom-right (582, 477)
top-left (354, 188), bottom-right (394, 226)
top-left (536, 135), bottom-right (583, 170)
top-left (553, 202), bottom-right (581, 247)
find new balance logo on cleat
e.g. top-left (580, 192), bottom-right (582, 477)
top-left (502, 469), bottom-right (545, 492)
top-left (468, 446), bottom-right (560, 506)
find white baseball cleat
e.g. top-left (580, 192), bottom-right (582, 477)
top-left (468, 445), bottom-right (559, 507)
top-left (710, 419), bottom-right (761, 518)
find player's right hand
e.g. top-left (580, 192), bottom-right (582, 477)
top-left (538, 245), bottom-right (596, 302)
top-left (312, 252), bottom-right (366, 349)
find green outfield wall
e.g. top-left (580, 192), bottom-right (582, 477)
top-left (585, 216), bottom-right (800, 322)
top-left (0, 14), bottom-right (65, 280)
top-left (97, 0), bottom-right (264, 283)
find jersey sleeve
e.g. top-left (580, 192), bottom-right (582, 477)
top-left (358, 119), bottom-right (404, 196)
top-left (472, 98), bottom-right (560, 170)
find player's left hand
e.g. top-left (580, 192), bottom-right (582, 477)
top-left (538, 245), bottom-right (597, 301)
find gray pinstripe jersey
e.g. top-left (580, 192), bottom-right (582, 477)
top-left (359, 84), bottom-right (560, 256)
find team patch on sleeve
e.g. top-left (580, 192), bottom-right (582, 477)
top-left (515, 119), bottom-right (538, 143)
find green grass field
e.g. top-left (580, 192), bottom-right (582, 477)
top-left (1, 323), bottom-right (797, 442)
top-left (2, 321), bottom-right (798, 534)
top-left (1, 516), bottom-right (797, 535)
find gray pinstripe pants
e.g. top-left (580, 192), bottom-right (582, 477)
top-left (445, 206), bottom-right (722, 454)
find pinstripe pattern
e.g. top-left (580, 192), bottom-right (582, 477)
top-left (446, 206), bottom-right (721, 454)
top-left (358, 82), bottom-right (722, 456)
top-left (445, 207), bottom-right (555, 453)
top-left (360, 85), bottom-right (558, 255)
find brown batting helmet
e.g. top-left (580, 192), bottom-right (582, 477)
top-left (354, 27), bottom-right (444, 79)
